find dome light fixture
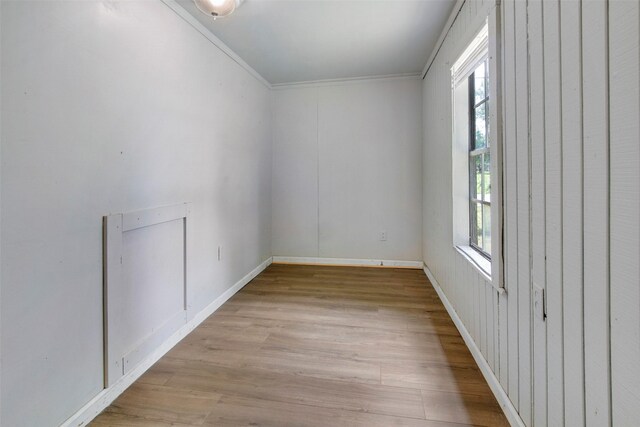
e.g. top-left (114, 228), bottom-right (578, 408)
top-left (194, 0), bottom-right (241, 19)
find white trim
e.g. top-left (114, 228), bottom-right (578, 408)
top-left (449, 5), bottom-right (504, 292)
top-left (160, 0), bottom-right (272, 89)
top-left (272, 256), bottom-right (422, 269)
top-left (451, 23), bottom-right (489, 86)
top-left (271, 73), bottom-right (421, 90)
top-left (423, 263), bottom-right (522, 427)
top-left (60, 256), bottom-right (273, 427)
top-left (121, 203), bottom-right (189, 232)
top-left (486, 4), bottom-right (504, 290)
top-left (422, 0), bottom-right (466, 79)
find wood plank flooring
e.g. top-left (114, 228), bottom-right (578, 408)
top-left (91, 264), bottom-right (508, 427)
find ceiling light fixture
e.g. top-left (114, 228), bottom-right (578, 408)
top-left (194, 0), bottom-right (241, 19)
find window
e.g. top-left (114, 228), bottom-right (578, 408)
top-left (450, 16), bottom-right (503, 287)
top-left (468, 60), bottom-right (491, 259)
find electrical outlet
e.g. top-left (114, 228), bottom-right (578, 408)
top-left (217, 245), bottom-right (222, 261)
top-left (379, 231), bottom-right (387, 241)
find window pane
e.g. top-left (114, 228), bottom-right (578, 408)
top-left (474, 62), bottom-right (486, 104)
top-left (476, 202), bottom-right (483, 248)
top-left (475, 103), bottom-right (487, 149)
top-left (470, 154), bottom-right (482, 200)
top-left (470, 202), bottom-right (483, 248)
top-left (483, 203), bottom-right (491, 254)
top-left (470, 202), bottom-right (477, 246)
top-left (483, 152), bottom-right (491, 203)
top-left (485, 100), bottom-right (490, 148)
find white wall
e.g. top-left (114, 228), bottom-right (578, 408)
top-left (0, 1), bottom-right (272, 426)
top-left (422, 0), bottom-right (640, 426)
top-left (0, 1), bottom-right (3, 420)
top-left (272, 78), bottom-right (423, 262)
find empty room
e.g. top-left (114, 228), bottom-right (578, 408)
top-left (1, 0), bottom-right (639, 426)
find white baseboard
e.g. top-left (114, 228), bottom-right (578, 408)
top-left (60, 256), bottom-right (273, 427)
top-left (272, 256), bottom-right (423, 269)
top-left (422, 263), bottom-right (525, 427)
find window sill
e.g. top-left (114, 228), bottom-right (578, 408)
top-left (455, 245), bottom-right (492, 282)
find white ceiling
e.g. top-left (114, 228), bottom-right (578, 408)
top-left (177, 0), bottom-right (456, 85)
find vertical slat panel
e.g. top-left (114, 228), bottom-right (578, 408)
top-left (456, 254), bottom-right (462, 313)
top-left (459, 258), bottom-right (465, 326)
top-left (463, 259), bottom-right (469, 327)
top-left (609, 0), bottom-right (640, 424)
top-left (423, 1), bottom-right (640, 426)
top-left (486, 283), bottom-right (495, 370)
top-left (560, 0), bottom-right (585, 423)
top-left (455, 257), bottom-right (461, 324)
top-left (485, 283), bottom-right (491, 367)
top-left (454, 257), bottom-right (467, 325)
top-left (467, 265), bottom-right (473, 339)
top-left (493, 284), bottom-right (498, 370)
top-left (485, 281), bottom-right (491, 361)
top-left (471, 271), bottom-right (475, 343)
top-left (499, 290), bottom-right (509, 389)
top-left (542, 0), bottom-right (564, 424)
top-left (464, 263), bottom-right (471, 336)
top-left (528, 0), bottom-right (546, 424)
top-left (480, 276), bottom-right (487, 357)
top-left (103, 214), bottom-right (124, 387)
top-left (467, 265), bottom-right (473, 334)
top-left (503, 0), bottom-right (520, 408)
top-left (496, 0), bottom-right (509, 393)
top-left (474, 272), bottom-right (481, 345)
top-left (582, 0), bottom-right (611, 424)
top-left (492, 291), bottom-right (507, 378)
top-left (515, 0), bottom-right (532, 424)
top-left (464, 259), bottom-right (470, 328)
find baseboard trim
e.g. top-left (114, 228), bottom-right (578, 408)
top-left (272, 256), bottom-right (423, 269)
top-left (60, 256), bottom-right (273, 427)
top-left (422, 263), bottom-right (525, 427)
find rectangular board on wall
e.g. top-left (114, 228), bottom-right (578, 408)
top-left (501, 0), bottom-right (520, 410)
top-left (609, 0), bottom-right (640, 424)
top-left (528, 0), bottom-right (547, 425)
top-left (514, 0), bottom-right (532, 423)
top-left (582, 1), bottom-right (611, 424)
top-left (560, 0), bottom-right (585, 423)
top-left (103, 203), bottom-right (191, 387)
top-left (542, 0), bottom-right (564, 424)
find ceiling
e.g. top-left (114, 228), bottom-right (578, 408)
top-left (177, 0), bottom-right (456, 85)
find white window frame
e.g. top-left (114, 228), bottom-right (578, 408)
top-left (450, 8), bottom-right (503, 290)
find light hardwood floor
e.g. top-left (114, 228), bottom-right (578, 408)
top-left (91, 264), bottom-right (508, 426)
